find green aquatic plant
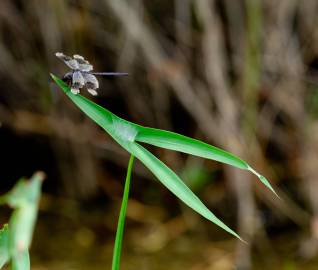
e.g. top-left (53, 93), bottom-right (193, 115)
top-left (0, 172), bottom-right (44, 270)
top-left (51, 74), bottom-right (277, 269)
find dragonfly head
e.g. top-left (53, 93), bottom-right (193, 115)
top-left (62, 72), bottom-right (73, 84)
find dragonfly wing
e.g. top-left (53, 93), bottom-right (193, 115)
top-left (73, 54), bottom-right (85, 60)
top-left (79, 64), bottom-right (93, 72)
top-left (56, 52), bottom-right (79, 70)
top-left (87, 89), bottom-right (98, 96)
top-left (83, 73), bottom-right (99, 96)
top-left (73, 54), bottom-right (93, 72)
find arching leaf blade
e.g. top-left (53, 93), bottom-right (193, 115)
top-left (134, 126), bottom-right (277, 196)
top-left (126, 142), bottom-right (243, 241)
top-left (135, 126), bottom-right (248, 169)
top-left (51, 73), bottom-right (276, 240)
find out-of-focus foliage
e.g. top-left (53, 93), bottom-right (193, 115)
top-left (0, 225), bottom-right (9, 268)
top-left (0, 172), bottom-right (44, 270)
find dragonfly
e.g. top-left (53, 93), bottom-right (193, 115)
top-left (56, 52), bottom-right (128, 96)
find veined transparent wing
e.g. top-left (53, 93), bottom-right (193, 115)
top-left (73, 54), bottom-right (93, 72)
top-left (83, 73), bottom-right (99, 96)
top-left (56, 52), bottom-right (79, 70)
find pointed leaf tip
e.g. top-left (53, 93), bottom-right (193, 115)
top-left (50, 73), bottom-right (60, 82)
top-left (247, 166), bottom-right (279, 198)
top-left (259, 175), bottom-right (280, 199)
top-left (50, 73), bottom-right (71, 94)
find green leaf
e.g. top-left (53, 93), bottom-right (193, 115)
top-left (51, 73), bottom-right (277, 239)
top-left (135, 126), bottom-right (248, 169)
top-left (51, 74), bottom-right (276, 196)
top-left (9, 205), bottom-right (37, 257)
top-left (134, 126), bottom-right (278, 196)
top-left (0, 224), bottom-right (10, 268)
top-left (2, 173), bottom-right (44, 257)
top-left (127, 143), bottom-right (242, 240)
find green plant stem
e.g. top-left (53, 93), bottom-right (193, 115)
top-left (112, 155), bottom-right (135, 270)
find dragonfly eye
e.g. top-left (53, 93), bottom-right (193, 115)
top-left (62, 72), bottom-right (73, 84)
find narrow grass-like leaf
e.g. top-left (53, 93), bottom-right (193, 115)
top-left (51, 73), bottom-right (276, 239)
top-left (0, 172), bottom-right (44, 264)
top-left (127, 143), bottom-right (242, 240)
top-left (51, 74), bottom-right (241, 238)
top-left (0, 173), bottom-right (43, 270)
top-left (134, 126), bottom-right (278, 196)
top-left (135, 127), bottom-right (247, 169)
top-left (112, 155), bottom-right (134, 270)
top-left (51, 73), bottom-right (276, 196)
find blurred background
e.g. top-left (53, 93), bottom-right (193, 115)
top-left (1, 0), bottom-right (318, 269)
